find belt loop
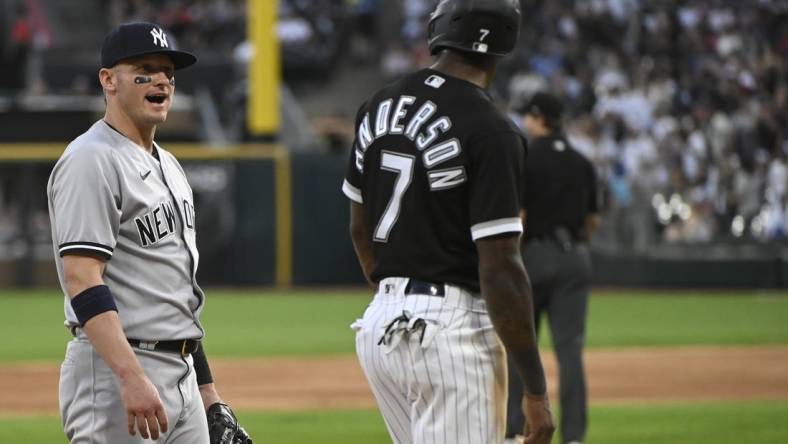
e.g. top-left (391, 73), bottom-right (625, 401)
top-left (138, 341), bottom-right (159, 351)
top-left (398, 278), bottom-right (410, 297)
top-left (378, 277), bottom-right (409, 297)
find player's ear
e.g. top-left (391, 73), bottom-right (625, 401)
top-left (99, 68), bottom-right (117, 94)
top-left (536, 115), bottom-right (548, 130)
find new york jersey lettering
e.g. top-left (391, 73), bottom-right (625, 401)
top-left (183, 200), bottom-right (195, 229)
top-left (135, 201), bottom-right (177, 246)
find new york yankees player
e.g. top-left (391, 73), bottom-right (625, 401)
top-left (48, 23), bottom-right (249, 443)
top-left (343, 1), bottom-right (554, 443)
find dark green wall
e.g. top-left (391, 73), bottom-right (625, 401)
top-left (592, 254), bottom-right (784, 288)
top-left (192, 160), bottom-right (276, 286)
top-left (3, 154), bottom-right (786, 289)
top-left (290, 152), bottom-right (365, 285)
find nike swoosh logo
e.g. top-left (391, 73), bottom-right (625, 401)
top-left (141, 170), bottom-right (152, 181)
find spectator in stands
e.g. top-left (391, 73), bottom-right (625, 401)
top-left (350, 0), bottom-right (380, 63)
top-left (496, 0), bottom-right (788, 244)
top-left (40, 0), bottom-right (788, 245)
top-left (6, 3), bottom-right (32, 92)
top-left (108, 0), bottom-right (246, 51)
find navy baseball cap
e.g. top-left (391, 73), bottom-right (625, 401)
top-left (101, 22), bottom-right (197, 70)
top-left (516, 92), bottom-right (563, 121)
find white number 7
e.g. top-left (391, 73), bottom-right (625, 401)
top-left (479, 29), bottom-right (490, 41)
top-left (374, 151), bottom-right (415, 242)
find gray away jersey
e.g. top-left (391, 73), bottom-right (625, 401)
top-left (48, 120), bottom-right (204, 340)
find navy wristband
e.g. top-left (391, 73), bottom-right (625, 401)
top-left (192, 342), bottom-right (214, 385)
top-left (70, 285), bottom-right (118, 327)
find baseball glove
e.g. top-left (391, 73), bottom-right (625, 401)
top-left (207, 402), bottom-right (253, 444)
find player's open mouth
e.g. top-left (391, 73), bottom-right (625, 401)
top-left (145, 94), bottom-right (168, 104)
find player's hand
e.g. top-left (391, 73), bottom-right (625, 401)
top-left (121, 372), bottom-right (169, 440)
top-left (521, 392), bottom-right (555, 444)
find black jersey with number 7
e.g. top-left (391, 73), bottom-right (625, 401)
top-left (342, 68), bottom-right (527, 293)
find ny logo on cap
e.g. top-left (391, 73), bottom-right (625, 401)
top-left (150, 27), bottom-right (168, 48)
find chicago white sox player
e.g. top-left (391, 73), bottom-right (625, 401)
top-left (344, 1), bottom-right (554, 444)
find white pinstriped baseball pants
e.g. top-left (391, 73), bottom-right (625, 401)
top-left (353, 277), bottom-right (507, 444)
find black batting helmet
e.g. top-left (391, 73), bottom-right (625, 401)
top-left (427, 0), bottom-right (521, 57)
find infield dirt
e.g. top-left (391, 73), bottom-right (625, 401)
top-left (2, 346), bottom-right (787, 416)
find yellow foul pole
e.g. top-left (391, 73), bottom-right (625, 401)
top-left (248, 1), bottom-right (290, 286)
top-left (248, 0), bottom-right (281, 135)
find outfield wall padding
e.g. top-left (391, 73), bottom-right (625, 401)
top-left (0, 150), bottom-right (785, 289)
top-left (290, 152), bottom-right (365, 285)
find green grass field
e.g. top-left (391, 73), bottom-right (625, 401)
top-left (0, 288), bottom-right (786, 443)
top-left (0, 289), bottom-right (786, 361)
top-left (2, 402), bottom-right (787, 443)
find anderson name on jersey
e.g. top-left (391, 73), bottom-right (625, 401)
top-left (342, 68), bottom-right (527, 293)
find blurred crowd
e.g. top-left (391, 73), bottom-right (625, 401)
top-left (504, 0), bottom-right (788, 244)
top-left (0, 2), bottom-right (31, 91)
top-left (3, 0), bottom-right (787, 246)
top-left (374, 0), bottom-right (788, 244)
top-left (104, 0), bottom-right (246, 51)
top-left (0, 0), bottom-right (51, 95)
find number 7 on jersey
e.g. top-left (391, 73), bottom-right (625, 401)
top-left (374, 151), bottom-right (415, 242)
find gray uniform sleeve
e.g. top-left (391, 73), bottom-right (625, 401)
top-left (49, 146), bottom-right (121, 260)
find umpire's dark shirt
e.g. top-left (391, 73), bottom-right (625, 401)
top-left (522, 134), bottom-right (598, 242)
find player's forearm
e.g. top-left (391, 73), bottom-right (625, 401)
top-left (64, 256), bottom-right (142, 381)
top-left (482, 275), bottom-right (547, 396)
top-left (198, 383), bottom-right (222, 409)
top-left (351, 235), bottom-right (375, 286)
top-left (193, 343), bottom-right (222, 409)
top-left (479, 246), bottom-right (547, 396)
top-left (82, 310), bottom-right (147, 383)
top-left (349, 202), bottom-right (376, 287)
top-left (63, 255), bottom-right (107, 296)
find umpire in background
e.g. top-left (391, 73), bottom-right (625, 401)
top-left (506, 92), bottom-right (600, 444)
